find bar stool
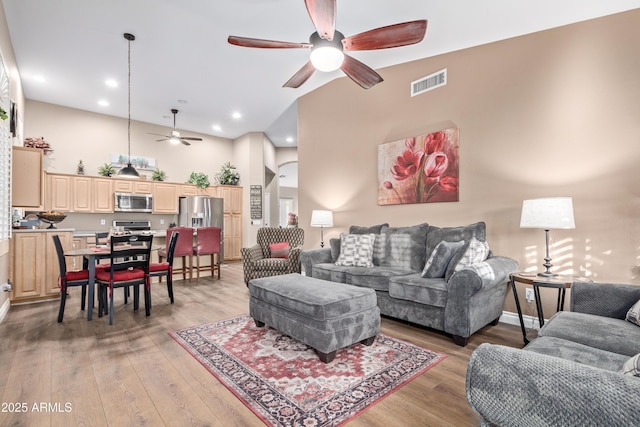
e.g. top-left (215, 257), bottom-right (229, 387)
top-left (158, 227), bottom-right (194, 281)
top-left (193, 226), bottom-right (222, 280)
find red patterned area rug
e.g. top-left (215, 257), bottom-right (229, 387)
top-left (169, 315), bottom-right (446, 427)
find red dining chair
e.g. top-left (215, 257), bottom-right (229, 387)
top-left (149, 230), bottom-right (179, 304)
top-left (53, 234), bottom-right (90, 323)
top-left (193, 227), bottom-right (222, 280)
top-left (96, 234), bottom-right (153, 325)
top-left (158, 227), bottom-right (194, 282)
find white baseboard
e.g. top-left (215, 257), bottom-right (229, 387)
top-left (0, 297), bottom-right (9, 324)
top-left (499, 310), bottom-right (541, 330)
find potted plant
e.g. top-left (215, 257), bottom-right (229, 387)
top-left (152, 168), bottom-right (167, 181)
top-left (216, 162), bottom-right (240, 185)
top-left (98, 163), bottom-right (116, 177)
top-left (187, 171), bottom-right (210, 188)
top-left (0, 107), bottom-right (7, 121)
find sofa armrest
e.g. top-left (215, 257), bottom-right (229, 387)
top-left (448, 256), bottom-right (519, 295)
top-left (571, 281), bottom-right (640, 319)
top-left (300, 248), bottom-right (332, 276)
top-left (240, 244), bottom-right (264, 263)
top-left (288, 246), bottom-right (304, 273)
top-left (466, 343), bottom-right (640, 427)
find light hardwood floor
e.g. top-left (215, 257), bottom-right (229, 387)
top-left (0, 262), bottom-right (527, 426)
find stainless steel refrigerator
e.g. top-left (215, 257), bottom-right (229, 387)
top-left (178, 196), bottom-right (224, 260)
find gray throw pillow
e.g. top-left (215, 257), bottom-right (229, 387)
top-left (626, 299), bottom-right (640, 327)
top-left (329, 238), bottom-right (341, 263)
top-left (349, 224), bottom-right (389, 234)
top-left (334, 233), bottom-right (375, 267)
top-left (425, 222), bottom-right (486, 259)
top-left (619, 353), bottom-right (640, 376)
top-left (422, 240), bottom-right (465, 278)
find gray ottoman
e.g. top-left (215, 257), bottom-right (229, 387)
top-left (248, 273), bottom-right (380, 363)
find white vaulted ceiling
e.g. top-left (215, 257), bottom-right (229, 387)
top-left (3, 1), bottom-right (639, 147)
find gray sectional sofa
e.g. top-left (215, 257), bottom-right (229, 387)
top-left (301, 222), bottom-right (519, 346)
top-left (466, 280), bottom-right (640, 426)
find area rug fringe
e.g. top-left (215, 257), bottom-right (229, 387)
top-left (170, 315), bottom-right (446, 426)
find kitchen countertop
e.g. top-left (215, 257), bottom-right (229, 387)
top-left (73, 229), bottom-right (167, 238)
top-left (13, 228), bottom-right (76, 233)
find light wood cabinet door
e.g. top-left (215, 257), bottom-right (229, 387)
top-left (153, 182), bottom-right (179, 214)
top-left (93, 178), bottom-right (114, 212)
top-left (12, 146), bottom-right (43, 208)
top-left (72, 176), bottom-right (93, 212)
top-left (45, 173), bottom-right (72, 212)
top-left (113, 179), bottom-right (133, 193)
top-left (9, 231), bottom-right (73, 303)
top-left (134, 181), bottom-right (153, 194)
top-left (230, 187), bottom-right (242, 214)
top-left (180, 184), bottom-right (198, 196)
top-left (231, 213), bottom-right (242, 259)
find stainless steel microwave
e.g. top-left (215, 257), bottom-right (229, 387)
top-left (114, 192), bottom-right (153, 213)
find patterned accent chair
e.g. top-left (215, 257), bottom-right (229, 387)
top-left (241, 227), bottom-right (305, 285)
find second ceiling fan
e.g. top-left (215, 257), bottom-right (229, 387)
top-left (228, 0), bottom-right (427, 89)
top-left (149, 109), bottom-right (202, 146)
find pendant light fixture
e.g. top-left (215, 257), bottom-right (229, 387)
top-left (118, 32), bottom-right (140, 178)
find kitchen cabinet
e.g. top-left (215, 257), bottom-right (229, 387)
top-left (9, 230), bottom-right (73, 303)
top-left (12, 146), bottom-right (43, 208)
top-left (153, 182), bottom-right (179, 214)
top-left (72, 176), bottom-right (92, 212)
top-left (113, 179), bottom-right (153, 194)
top-left (218, 186), bottom-right (243, 260)
top-left (180, 184), bottom-right (198, 196)
top-left (45, 173), bottom-right (72, 212)
top-left (93, 178), bottom-right (114, 212)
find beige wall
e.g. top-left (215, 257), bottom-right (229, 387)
top-left (298, 10), bottom-right (640, 314)
top-left (24, 100), bottom-right (234, 183)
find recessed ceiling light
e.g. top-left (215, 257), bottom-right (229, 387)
top-left (33, 75), bottom-right (46, 83)
top-left (212, 124), bottom-right (222, 132)
top-left (177, 99), bottom-right (188, 104)
top-left (162, 115), bottom-right (172, 119)
top-left (105, 79), bottom-right (118, 88)
top-left (232, 111), bottom-right (242, 119)
top-left (286, 137), bottom-right (294, 143)
top-left (98, 99), bottom-right (109, 107)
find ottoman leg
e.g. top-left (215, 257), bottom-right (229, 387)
top-left (361, 336), bottom-right (376, 346)
top-left (316, 350), bottom-right (336, 364)
top-left (254, 319), bottom-right (265, 327)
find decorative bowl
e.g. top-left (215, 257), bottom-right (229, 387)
top-left (37, 212), bottom-right (67, 229)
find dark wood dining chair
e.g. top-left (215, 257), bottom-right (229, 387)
top-left (158, 227), bottom-right (194, 281)
top-left (95, 234), bottom-right (153, 325)
top-left (193, 227), bottom-right (222, 280)
top-left (149, 230), bottom-right (179, 304)
top-left (52, 234), bottom-right (90, 323)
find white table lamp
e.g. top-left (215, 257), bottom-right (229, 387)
top-left (310, 210), bottom-right (333, 248)
top-left (520, 197), bottom-right (575, 277)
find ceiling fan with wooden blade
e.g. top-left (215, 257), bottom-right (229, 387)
top-left (148, 109), bottom-right (203, 146)
top-left (228, 0), bottom-right (427, 89)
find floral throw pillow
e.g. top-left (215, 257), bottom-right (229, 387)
top-left (269, 242), bottom-right (290, 259)
top-left (626, 299), bottom-right (640, 327)
top-left (334, 234), bottom-right (375, 267)
top-left (422, 240), bottom-right (465, 278)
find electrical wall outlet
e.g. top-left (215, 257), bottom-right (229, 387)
top-left (1, 282), bottom-right (12, 292)
top-left (525, 288), bottom-right (535, 302)
top-left (160, 219), bottom-right (164, 225)
top-left (100, 219), bottom-right (106, 225)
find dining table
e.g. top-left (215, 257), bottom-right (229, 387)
top-left (64, 244), bottom-right (161, 320)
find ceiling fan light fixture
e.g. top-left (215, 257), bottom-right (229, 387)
top-left (310, 46), bottom-right (344, 72)
top-left (309, 31), bottom-right (344, 72)
top-left (169, 137), bottom-right (181, 145)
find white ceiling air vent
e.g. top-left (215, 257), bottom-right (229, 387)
top-left (411, 68), bottom-right (447, 97)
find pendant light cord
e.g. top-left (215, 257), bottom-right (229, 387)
top-left (127, 34), bottom-right (132, 164)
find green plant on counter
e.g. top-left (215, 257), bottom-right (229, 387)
top-left (187, 171), bottom-right (210, 188)
top-left (0, 107), bottom-right (7, 121)
top-left (215, 162), bottom-right (240, 185)
top-left (152, 168), bottom-right (167, 181)
top-left (98, 163), bottom-right (116, 177)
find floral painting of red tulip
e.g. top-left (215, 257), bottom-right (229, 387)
top-left (378, 128), bottom-right (459, 205)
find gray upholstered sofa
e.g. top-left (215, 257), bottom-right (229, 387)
top-left (466, 281), bottom-right (640, 426)
top-left (301, 222), bottom-right (519, 346)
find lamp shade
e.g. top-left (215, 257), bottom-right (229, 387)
top-left (310, 210), bottom-right (333, 227)
top-left (520, 197), bottom-right (575, 230)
